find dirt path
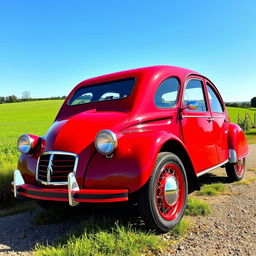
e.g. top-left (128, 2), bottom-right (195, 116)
top-left (0, 145), bottom-right (255, 256)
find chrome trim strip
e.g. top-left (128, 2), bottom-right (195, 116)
top-left (196, 160), bottom-right (229, 177)
top-left (229, 149), bottom-right (237, 163)
top-left (68, 173), bottom-right (80, 206)
top-left (36, 151), bottom-right (79, 186)
top-left (13, 170), bottom-right (25, 197)
top-left (182, 115), bottom-right (211, 118)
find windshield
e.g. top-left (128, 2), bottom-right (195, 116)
top-left (68, 78), bottom-right (135, 106)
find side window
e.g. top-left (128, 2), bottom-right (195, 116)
top-left (154, 77), bottom-right (180, 108)
top-left (207, 84), bottom-right (224, 113)
top-left (184, 80), bottom-right (207, 112)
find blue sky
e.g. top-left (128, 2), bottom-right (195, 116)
top-left (0, 0), bottom-right (255, 101)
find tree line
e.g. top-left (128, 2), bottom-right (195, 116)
top-left (225, 97), bottom-right (256, 108)
top-left (0, 91), bottom-right (66, 104)
top-left (1, 93), bottom-right (256, 108)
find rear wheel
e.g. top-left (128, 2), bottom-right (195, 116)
top-left (225, 158), bottom-right (246, 182)
top-left (137, 152), bottom-right (188, 233)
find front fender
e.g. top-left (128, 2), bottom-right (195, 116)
top-left (228, 123), bottom-right (249, 161)
top-left (84, 130), bottom-right (190, 193)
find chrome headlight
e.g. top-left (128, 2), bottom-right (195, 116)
top-left (17, 134), bottom-right (33, 154)
top-left (95, 130), bottom-right (117, 155)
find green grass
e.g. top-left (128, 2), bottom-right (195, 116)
top-left (34, 216), bottom-right (192, 256)
top-left (248, 167), bottom-right (256, 172)
top-left (196, 183), bottom-right (226, 196)
top-left (168, 217), bottom-right (193, 238)
top-left (185, 197), bottom-right (211, 216)
top-left (34, 218), bottom-right (168, 256)
top-left (234, 177), bottom-right (256, 185)
top-left (0, 100), bottom-right (63, 203)
top-left (244, 128), bottom-right (256, 144)
top-left (226, 107), bottom-right (256, 124)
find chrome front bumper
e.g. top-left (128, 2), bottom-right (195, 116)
top-left (12, 170), bottom-right (128, 206)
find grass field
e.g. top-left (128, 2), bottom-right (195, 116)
top-left (0, 100), bottom-right (63, 202)
top-left (227, 107), bottom-right (256, 123)
top-left (0, 101), bottom-right (255, 202)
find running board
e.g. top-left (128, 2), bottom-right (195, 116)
top-left (196, 160), bottom-right (229, 177)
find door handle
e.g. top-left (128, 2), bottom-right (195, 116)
top-left (207, 117), bottom-right (214, 122)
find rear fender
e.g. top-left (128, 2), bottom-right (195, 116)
top-left (228, 123), bottom-right (248, 163)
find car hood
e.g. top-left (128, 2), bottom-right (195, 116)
top-left (44, 111), bottom-right (129, 154)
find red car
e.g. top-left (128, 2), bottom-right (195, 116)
top-left (13, 66), bottom-right (248, 232)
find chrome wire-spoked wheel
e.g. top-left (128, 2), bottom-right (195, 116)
top-left (137, 152), bottom-right (188, 233)
top-left (156, 163), bottom-right (185, 221)
top-left (226, 157), bottom-right (246, 182)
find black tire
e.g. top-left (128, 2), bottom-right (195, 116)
top-left (137, 152), bottom-right (188, 233)
top-left (226, 158), bottom-right (246, 182)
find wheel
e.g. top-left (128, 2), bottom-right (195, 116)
top-left (225, 158), bottom-right (246, 182)
top-left (137, 152), bottom-right (188, 233)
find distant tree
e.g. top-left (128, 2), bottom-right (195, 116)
top-left (9, 95), bottom-right (17, 103)
top-left (251, 97), bottom-right (256, 108)
top-left (22, 91), bottom-right (31, 100)
top-left (0, 97), bottom-right (5, 104)
top-left (5, 96), bottom-right (10, 103)
top-left (240, 102), bottom-right (250, 108)
top-left (230, 102), bottom-right (239, 107)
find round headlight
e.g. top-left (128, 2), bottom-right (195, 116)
top-left (95, 130), bottom-right (117, 155)
top-left (17, 135), bottom-right (33, 154)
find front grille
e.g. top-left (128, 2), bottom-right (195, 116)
top-left (36, 152), bottom-right (78, 184)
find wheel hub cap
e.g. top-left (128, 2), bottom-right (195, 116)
top-left (164, 176), bottom-right (178, 206)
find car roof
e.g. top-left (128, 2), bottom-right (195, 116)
top-left (75, 65), bottom-right (200, 89)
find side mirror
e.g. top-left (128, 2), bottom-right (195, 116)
top-left (185, 101), bottom-right (199, 110)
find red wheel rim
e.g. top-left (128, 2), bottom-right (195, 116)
top-left (235, 159), bottom-right (244, 176)
top-left (155, 163), bottom-right (185, 221)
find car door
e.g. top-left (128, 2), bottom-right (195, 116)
top-left (205, 82), bottom-right (229, 164)
top-left (181, 77), bottom-right (219, 173)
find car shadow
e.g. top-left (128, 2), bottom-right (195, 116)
top-left (0, 200), bottom-right (144, 254)
top-left (198, 172), bottom-right (230, 186)
top-left (0, 171), bottom-right (237, 254)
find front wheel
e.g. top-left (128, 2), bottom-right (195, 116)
top-left (225, 158), bottom-right (246, 182)
top-left (137, 152), bottom-right (188, 233)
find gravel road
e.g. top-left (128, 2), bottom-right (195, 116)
top-left (165, 144), bottom-right (256, 256)
top-left (0, 145), bottom-right (255, 256)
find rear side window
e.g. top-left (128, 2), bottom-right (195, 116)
top-left (183, 79), bottom-right (207, 112)
top-left (154, 77), bottom-right (180, 108)
top-left (69, 78), bottom-right (135, 106)
top-left (207, 84), bottom-right (224, 113)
